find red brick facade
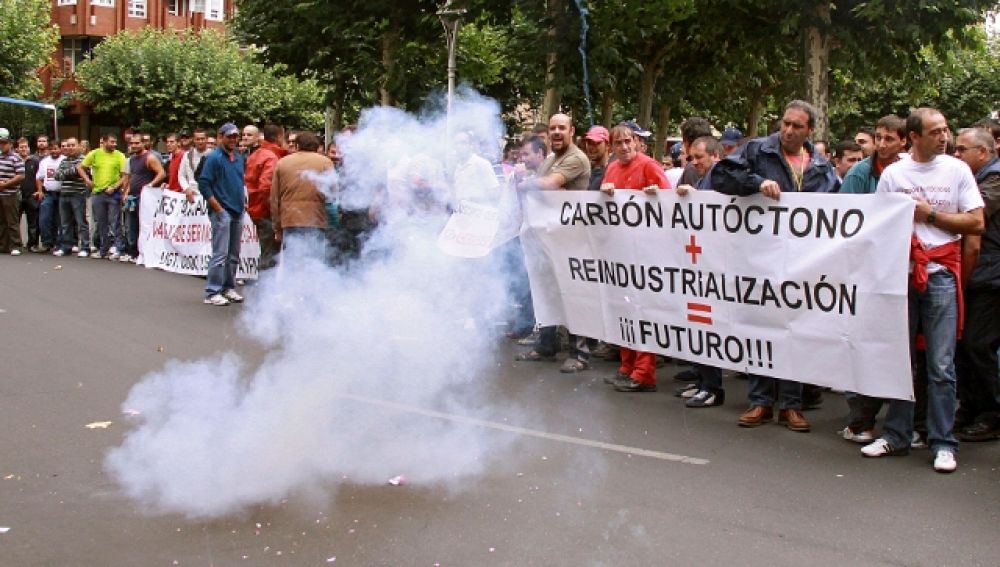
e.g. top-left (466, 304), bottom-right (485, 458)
top-left (43, 0), bottom-right (234, 143)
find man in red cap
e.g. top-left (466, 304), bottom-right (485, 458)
top-left (583, 125), bottom-right (610, 192)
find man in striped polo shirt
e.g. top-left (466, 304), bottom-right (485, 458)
top-left (0, 128), bottom-right (26, 255)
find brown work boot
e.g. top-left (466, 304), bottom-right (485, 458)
top-left (778, 409), bottom-right (811, 432)
top-left (737, 405), bottom-right (773, 427)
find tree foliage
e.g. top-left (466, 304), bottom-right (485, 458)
top-left (75, 28), bottom-right (323, 135)
top-left (0, 0), bottom-right (60, 99)
top-left (233, 0), bottom-right (1000, 143)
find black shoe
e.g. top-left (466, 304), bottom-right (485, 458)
top-left (686, 389), bottom-right (724, 408)
top-left (613, 378), bottom-right (657, 392)
top-left (957, 421), bottom-right (1000, 442)
top-left (604, 372), bottom-right (628, 385)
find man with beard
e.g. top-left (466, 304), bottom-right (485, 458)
top-left (20, 136), bottom-right (45, 252)
top-left (583, 125), bottom-right (610, 192)
top-left (78, 133), bottom-right (127, 260)
top-left (122, 133), bottom-right (166, 263)
top-left (516, 114), bottom-right (591, 367)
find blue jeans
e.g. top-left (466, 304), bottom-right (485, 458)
top-left (205, 209), bottom-right (243, 297)
top-left (38, 191), bottom-right (60, 247)
top-left (58, 192), bottom-right (89, 252)
top-left (882, 270), bottom-right (959, 453)
top-left (748, 375), bottom-right (802, 410)
top-left (123, 195), bottom-right (140, 257)
top-left (92, 191), bottom-right (121, 255)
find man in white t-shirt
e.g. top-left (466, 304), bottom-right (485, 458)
top-left (34, 141), bottom-right (64, 253)
top-left (452, 131), bottom-right (500, 206)
top-left (863, 108), bottom-right (985, 473)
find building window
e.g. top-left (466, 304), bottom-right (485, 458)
top-left (91, 0), bottom-right (114, 7)
top-left (167, 0), bottom-right (181, 15)
top-left (206, 0), bottom-right (224, 21)
top-left (128, 0), bottom-right (146, 18)
top-left (57, 0), bottom-right (77, 6)
top-left (61, 38), bottom-right (95, 74)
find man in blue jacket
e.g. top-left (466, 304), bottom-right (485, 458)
top-left (954, 126), bottom-right (1000, 442)
top-left (840, 115), bottom-right (908, 195)
top-left (198, 122), bottom-right (246, 306)
top-left (710, 100), bottom-right (840, 433)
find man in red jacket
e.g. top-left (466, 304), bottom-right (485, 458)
top-left (600, 123), bottom-right (671, 392)
top-left (245, 124), bottom-right (287, 270)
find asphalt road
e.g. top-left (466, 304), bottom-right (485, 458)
top-left (1, 253), bottom-right (998, 567)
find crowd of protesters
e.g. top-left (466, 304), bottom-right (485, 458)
top-left (1, 99), bottom-right (998, 474)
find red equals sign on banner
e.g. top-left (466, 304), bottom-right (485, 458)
top-left (687, 302), bottom-right (713, 325)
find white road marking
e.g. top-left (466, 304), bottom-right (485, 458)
top-left (335, 393), bottom-right (710, 465)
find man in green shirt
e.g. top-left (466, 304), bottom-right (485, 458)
top-left (78, 133), bottom-right (127, 259)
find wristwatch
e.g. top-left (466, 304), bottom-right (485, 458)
top-left (927, 210), bottom-right (937, 225)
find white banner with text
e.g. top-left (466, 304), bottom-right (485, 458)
top-left (521, 190), bottom-right (916, 401)
top-left (138, 187), bottom-right (260, 279)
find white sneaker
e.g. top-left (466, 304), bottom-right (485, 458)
top-left (118, 254), bottom-right (131, 263)
top-left (53, 249), bottom-right (66, 257)
top-left (71, 245), bottom-right (80, 253)
top-left (861, 437), bottom-right (908, 458)
top-left (108, 252), bottom-right (120, 260)
top-left (911, 431), bottom-right (927, 449)
top-left (90, 251), bottom-right (102, 259)
top-left (77, 250), bottom-right (89, 258)
top-left (933, 450), bottom-right (957, 473)
top-left (203, 294), bottom-right (230, 306)
top-left (839, 426), bottom-right (875, 443)
top-left (109, 246), bottom-right (118, 255)
top-left (10, 249), bottom-right (21, 256)
top-left (222, 289), bottom-right (244, 303)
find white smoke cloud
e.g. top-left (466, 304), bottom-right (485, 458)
top-left (105, 89), bottom-right (526, 518)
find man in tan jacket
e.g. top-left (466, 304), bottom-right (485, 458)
top-left (270, 132), bottom-right (335, 259)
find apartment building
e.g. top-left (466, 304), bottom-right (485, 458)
top-left (43, 0), bottom-right (234, 143)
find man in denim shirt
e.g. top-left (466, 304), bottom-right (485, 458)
top-left (197, 123), bottom-right (247, 306)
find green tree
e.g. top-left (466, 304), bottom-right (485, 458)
top-left (0, 0), bottom-right (60, 99)
top-left (75, 28), bottom-right (323, 135)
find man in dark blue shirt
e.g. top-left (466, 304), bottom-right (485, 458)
top-left (198, 122), bottom-right (246, 306)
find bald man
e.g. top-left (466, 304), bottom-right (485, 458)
top-left (518, 114), bottom-right (591, 192)
top-left (516, 113), bottom-right (593, 369)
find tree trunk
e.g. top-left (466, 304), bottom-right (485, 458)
top-left (637, 62), bottom-right (658, 129)
top-left (324, 106), bottom-right (335, 147)
top-left (747, 92), bottom-right (764, 138)
top-left (380, 26), bottom-right (399, 107)
top-left (802, 1), bottom-right (831, 141)
top-left (654, 101), bottom-right (671, 160)
top-left (600, 88), bottom-right (615, 127)
top-left (541, 0), bottom-right (563, 122)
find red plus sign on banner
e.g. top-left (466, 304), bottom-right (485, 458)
top-left (685, 234), bottom-right (703, 264)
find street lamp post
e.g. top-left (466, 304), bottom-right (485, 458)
top-left (437, 1), bottom-right (466, 121)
